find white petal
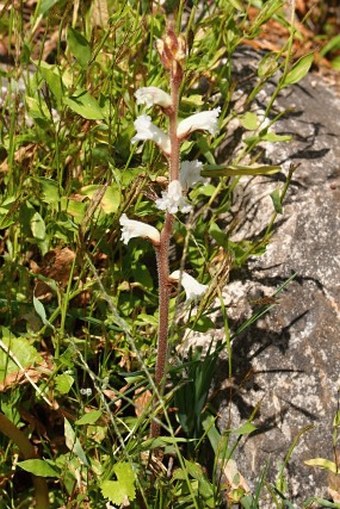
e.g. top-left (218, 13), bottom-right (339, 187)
top-left (119, 214), bottom-right (160, 245)
top-left (180, 160), bottom-right (206, 190)
top-left (155, 180), bottom-right (192, 214)
top-left (177, 107), bottom-right (221, 138)
top-left (170, 270), bottom-right (208, 301)
top-left (135, 87), bottom-right (172, 109)
top-left (131, 114), bottom-right (171, 155)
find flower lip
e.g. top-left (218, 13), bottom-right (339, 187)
top-left (131, 114), bottom-right (171, 155)
top-left (177, 107), bottom-right (221, 139)
top-left (135, 87), bottom-right (172, 109)
top-left (119, 213), bottom-right (160, 245)
top-left (169, 270), bottom-right (208, 301)
top-left (155, 180), bottom-right (192, 214)
top-left (180, 160), bottom-right (206, 190)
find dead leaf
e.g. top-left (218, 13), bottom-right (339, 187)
top-left (0, 352), bottom-right (53, 392)
top-left (33, 247), bottom-right (76, 301)
top-left (0, 143), bottom-right (38, 174)
top-left (91, 0), bottom-right (109, 28)
top-left (134, 387), bottom-right (152, 417)
top-left (328, 470), bottom-right (340, 503)
top-left (220, 458), bottom-right (250, 500)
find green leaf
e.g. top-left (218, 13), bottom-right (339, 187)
top-left (330, 55), bottom-right (340, 70)
top-left (67, 27), bottom-right (91, 68)
top-left (64, 418), bottom-right (89, 466)
top-left (36, 0), bottom-right (60, 16)
top-left (26, 96), bottom-right (50, 121)
top-left (0, 328), bottom-right (42, 383)
top-left (333, 409), bottom-right (340, 428)
top-left (80, 184), bottom-right (121, 214)
top-left (64, 91), bottom-right (104, 120)
top-left (304, 458), bottom-right (337, 474)
top-left (303, 498), bottom-right (340, 508)
top-left (132, 264), bottom-right (153, 289)
top-left (181, 94), bottom-right (204, 107)
top-left (0, 196), bottom-right (16, 228)
top-left (189, 315), bottom-right (215, 332)
top-left (228, 0), bottom-right (244, 10)
top-left (196, 137), bottom-right (216, 165)
top-left (39, 62), bottom-right (64, 103)
top-left (101, 185), bottom-right (121, 214)
top-left (283, 53), bottom-right (313, 87)
top-left (33, 296), bottom-right (47, 323)
top-left (203, 415), bottom-right (223, 455)
top-left (232, 422), bottom-right (257, 436)
top-left (258, 53), bottom-right (278, 78)
top-left (33, 296), bottom-right (55, 330)
top-left (201, 164), bottom-right (280, 178)
top-left (184, 459), bottom-right (204, 480)
top-left (239, 112), bottom-right (259, 131)
top-left (193, 184), bottom-right (216, 198)
top-left (101, 463), bottom-right (136, 505)
top-left (135, 314), bottom-right (158, 327)
top-left (76, 410), bottom-right (102, 426)
top-left (55, 373), bottom-right (74, 395)
top-left (270, 188), bottom-right (283, 213)
top-left (319, 34), bottom-right (340, 58)
top-left (35, 177), bottom-right (60, 204)
top-left (209, 221), bottom-right (228, 249)
top-left (262, 132), bottom-right (292, 143)
top-left (62, 198), bottom-right (86, 223)
top-left (18, 459), bottom-right (59, 478)
top-left (30, 211), bottom-right (46, 240)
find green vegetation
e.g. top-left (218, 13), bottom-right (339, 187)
top-left (0, 1), bottom-right (336, 508)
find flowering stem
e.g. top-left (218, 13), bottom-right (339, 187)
top-left (151, 213), bottom-right (173, 438)
top-left (168, 78), bottom-right (180, 181)
top-left (151, 68), bottom-right (182, 439)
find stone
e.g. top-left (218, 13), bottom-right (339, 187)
top-left (201, 53), bottom-right (340, 506)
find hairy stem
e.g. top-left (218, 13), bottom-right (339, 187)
top-left (151, 65), bottom-right (182, 439)
top-left (151, 213), bottom-right (173, 438)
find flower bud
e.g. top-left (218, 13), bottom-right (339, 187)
top-left (156, 25), bottom-right (186, 82)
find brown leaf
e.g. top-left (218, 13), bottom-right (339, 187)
top-left (134, 387), bottom-right (152, 417)
top-left (0, 352), bottom-right (53, 392)
top-left (91, 0), bottom-right (109, 28)
top-left (34, 247), bottom-right (76, 301)
top-left (220, 458), bottom-right (250, 500)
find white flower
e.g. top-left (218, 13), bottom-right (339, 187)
top-left (155, 180), bottom-right (192, 214)
top-left (135, 87), bottom-right (172, 109)
top-left (170, 270), bottom-right (208, 301)
top-left (180, 160), bottom-right (207, 190)
top-left (80, 388), bottom-right (92, 397)
top-left (131, 114), bottom-right (171, 155)
top-left (119, 214), bottom-right (160, 245)
top-left (177, 107), bottom-right (221, 138)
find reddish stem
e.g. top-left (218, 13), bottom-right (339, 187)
top-left (150, 66), bottom-right (182, 439)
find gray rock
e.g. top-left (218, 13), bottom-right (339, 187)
top-left (213, 68), bottom-right (340, 505)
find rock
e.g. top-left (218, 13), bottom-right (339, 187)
top-left (213, 60), bottom-right (340, 505)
